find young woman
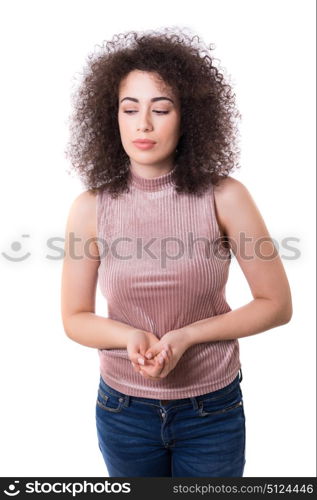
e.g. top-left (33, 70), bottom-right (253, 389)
top-left (61, 28), bottom-right (292, 477)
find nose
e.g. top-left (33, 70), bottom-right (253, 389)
top-left (137, 110), bottom-right (153, 132)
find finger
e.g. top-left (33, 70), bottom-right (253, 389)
top-left (158, 363), bottom-right (171, 378)
top-left (145, 359), bottom-right (163, 376)
top-left (129, 352), bottom-right (146, 365)
top-left (131, 361), bottom-right (142, 373)
top-left (157, 349), bottom-right (170, 366)
top-left (145, 343), bottom-right (163, 360)
top-left (157, 355), bottom-right (164, 365)
top-left (156, 346), bottom-right (169, 363)
top-left (157, 351), bottom-right (171, 378)
top-left (162, 344), bottom-right (171, 357)
top-left (141, 358), bottom-right (165, 379)
top-left (161, 350), bottom-right (168, 360)
top-left (154, 353), bottom-right (166, 368)
top-left (139, 369), bottom-right (160, 380)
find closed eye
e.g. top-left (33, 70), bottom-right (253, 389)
top-left (123, 110), bottom-right (169, 114)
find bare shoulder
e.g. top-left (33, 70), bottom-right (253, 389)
top-left (213, 176), bottom-right (258, 236)
top-left (213, 175), bottom-right (249, 200)
top-left (67, 189), bottom-right (98, 239)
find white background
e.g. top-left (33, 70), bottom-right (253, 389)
top-left (0, 0), bottom-right (315, 478)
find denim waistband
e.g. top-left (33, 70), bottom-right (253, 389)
top-left (99, 368), bottom-right (243, 409)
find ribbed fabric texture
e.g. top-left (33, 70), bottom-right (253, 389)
top-left (96, 164), bottom-right (241, 398)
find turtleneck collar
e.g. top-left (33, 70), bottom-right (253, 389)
top-left (129, 164), bottom-right (176, 192)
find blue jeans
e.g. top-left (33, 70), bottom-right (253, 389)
top-left (95, 369), bottom-right (246, 477)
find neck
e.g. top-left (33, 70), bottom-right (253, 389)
top-left (129, 161), bottom-right (175, 179)
top-left (128, 163), bottom-right (176, 192)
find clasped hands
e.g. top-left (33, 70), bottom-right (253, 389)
top-left (126, 329), bottom-right (189, 380)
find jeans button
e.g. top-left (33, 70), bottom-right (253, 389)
top-left (119, 397), bottom-right (124, 402)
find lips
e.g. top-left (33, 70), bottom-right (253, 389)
top-left (133, 140), bottom-right (156, 150)
top-left (133, 139), bottom-right (156, 144)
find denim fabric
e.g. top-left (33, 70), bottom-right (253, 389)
top-left (95, 369), bottom-right (246, 477)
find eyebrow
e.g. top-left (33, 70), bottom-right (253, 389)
top-left (120, 96), bottom-right (174, 104)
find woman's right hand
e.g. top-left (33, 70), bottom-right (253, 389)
top-left (126, 329), bottom-right (170, 379)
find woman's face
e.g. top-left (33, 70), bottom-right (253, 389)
top-left (118, 70), bottom-right (181, 171)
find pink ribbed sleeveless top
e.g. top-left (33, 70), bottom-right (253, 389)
top-left (96, 164), bottom-right (241, 398)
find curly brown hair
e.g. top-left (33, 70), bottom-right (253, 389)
top-left (65, 26), bottom-right (242, 198)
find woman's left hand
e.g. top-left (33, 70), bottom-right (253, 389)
top-left (137, 330), bottom-right (190, 380)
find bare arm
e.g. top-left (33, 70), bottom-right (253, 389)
top-left (60, 190), bottom-right (138, 349)
top-left (178, 177), bottom-right (293, 348)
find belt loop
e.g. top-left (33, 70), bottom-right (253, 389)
top-left (190, 397), bottom-right (199, 410)
top-left (239, 368), bottom-right (243, 383)
top-left (123, 395), bottom-right (130, 407)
